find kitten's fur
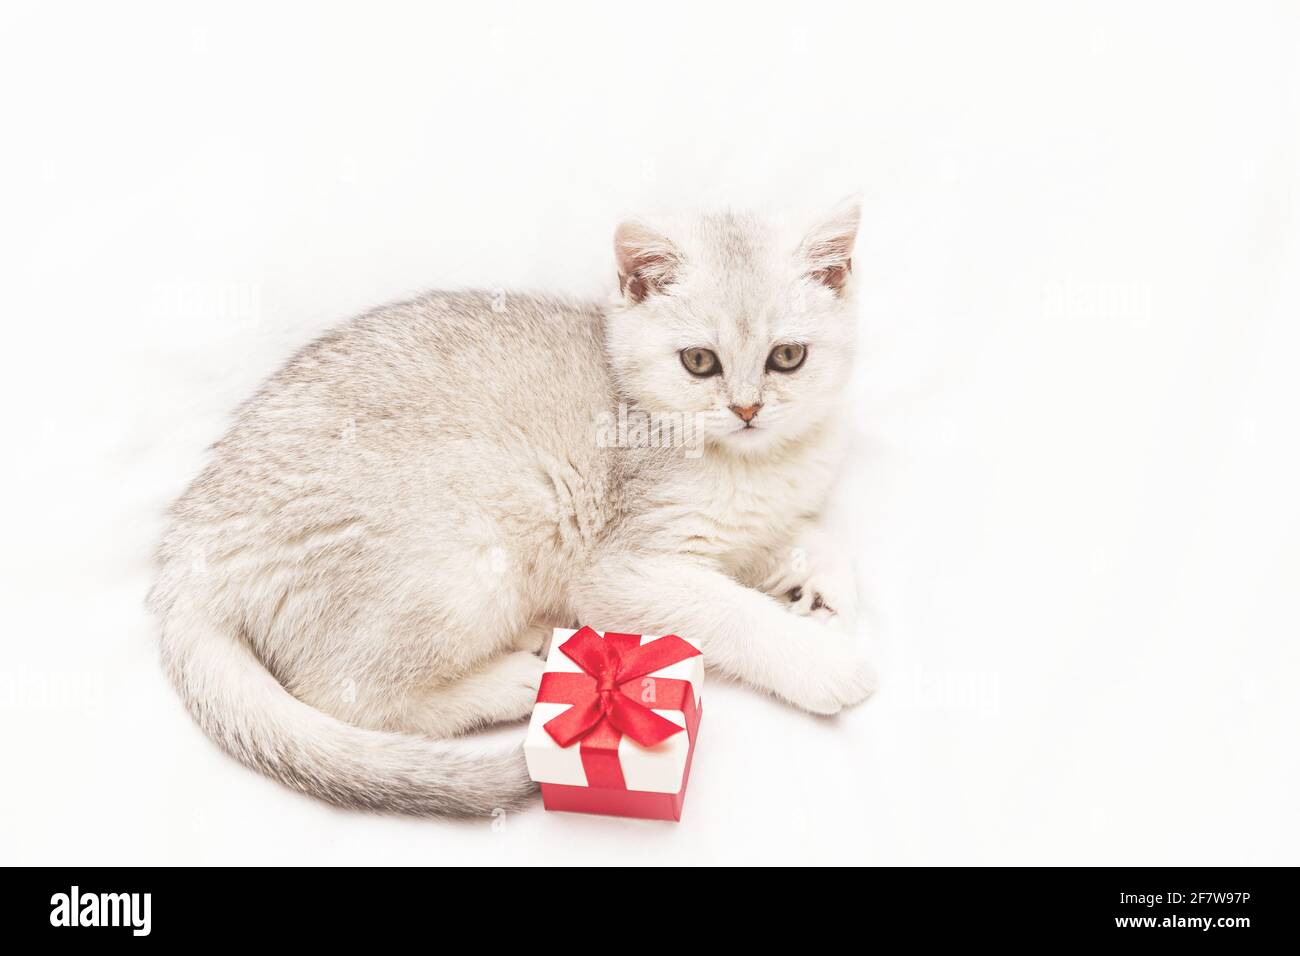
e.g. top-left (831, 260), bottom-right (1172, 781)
top-left (149, 204), bottom-right (876, 816)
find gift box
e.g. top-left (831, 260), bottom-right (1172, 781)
top-left (524, 626), bottom-right (703, 821)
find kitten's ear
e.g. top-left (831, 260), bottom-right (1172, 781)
top-left (799, 200), bottom-right (860, 294)
top-left (614, 220), bottom-right (681, 304)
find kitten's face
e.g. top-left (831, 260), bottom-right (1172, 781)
top-left (605, 207), bottom-right (859, 456)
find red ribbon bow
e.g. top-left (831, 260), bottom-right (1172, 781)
top-left (537, 627), bottom-right (701, 790)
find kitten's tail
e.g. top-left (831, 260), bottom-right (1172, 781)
top-left (156, 595), bottom-right (537, 817)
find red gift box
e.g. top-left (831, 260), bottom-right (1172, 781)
top-left (524, 626), bottom-right (703, 821)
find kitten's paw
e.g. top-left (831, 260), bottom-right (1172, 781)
top-left (763, 565), bottom-right (859, 633)
top-left (502, 648), bottom-right (547, 686)
top-left (759, 527), bottom-right (860, 633)
top-left (512, 622), bottom-right (554, 657)
top-left (782, 585), bottom-right (844, 626)
top-left (772, 635), bottom-right (878, 715)
top-left (485, 651), bottom-right (546, 723)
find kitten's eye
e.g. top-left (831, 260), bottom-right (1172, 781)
top-left (766, 343), bottom-right (806, 372)
top-left (680, 347), bottom-right (721, 377)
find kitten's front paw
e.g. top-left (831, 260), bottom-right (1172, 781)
top-left (782, 584), bottom-right (843, 625)
top-left (772, 630), bottom-right (879, 715)
top-left (763, 563), bottom-right (859, 632)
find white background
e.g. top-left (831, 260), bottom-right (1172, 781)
top-left (2, 1), bottom-right (1297, 865)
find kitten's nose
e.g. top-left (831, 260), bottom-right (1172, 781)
top-left (729, 403), bottom-right (762, 423)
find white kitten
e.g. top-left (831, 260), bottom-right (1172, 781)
top-left (149, 203), bottom-right (876, 816)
